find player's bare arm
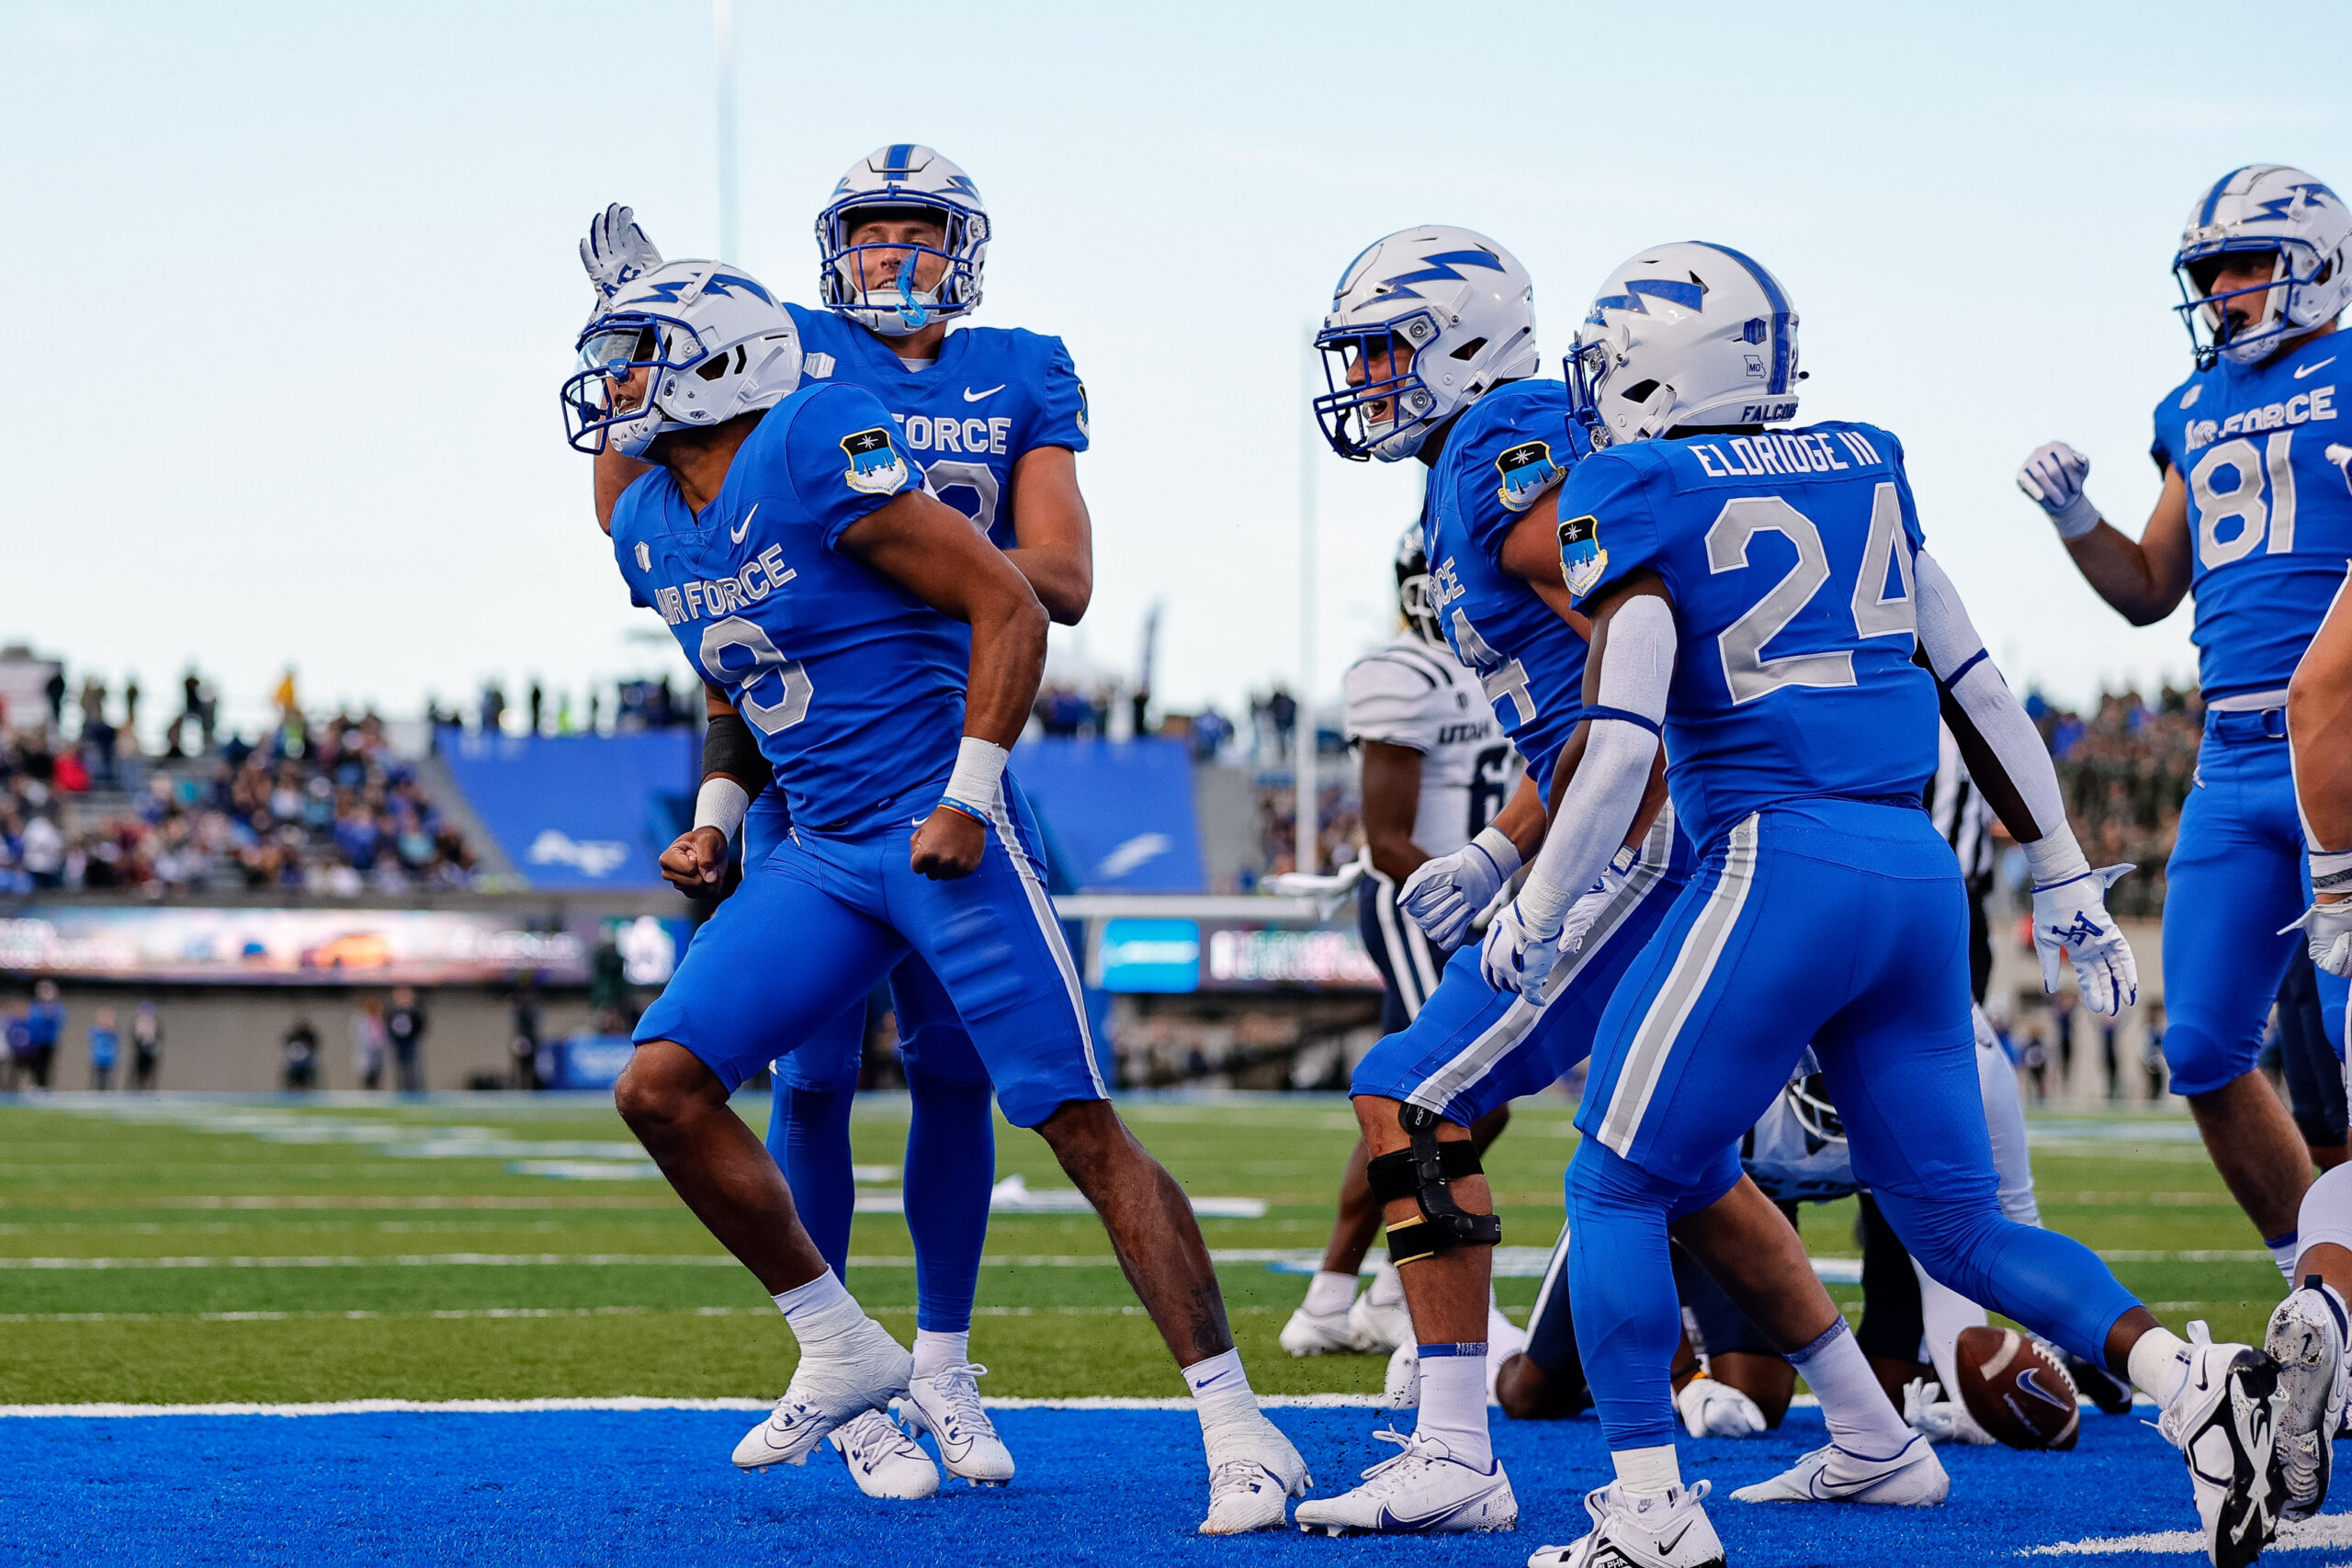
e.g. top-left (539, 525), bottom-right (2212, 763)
top-left (2290, 570), bottom-right (2352, 977)
top-left (1359, 739), bottom-right (1430, 884)
top-left (835, 487), bottom-right (1049, 879)
top-left (1002, 445), bottom-right (1093, 625)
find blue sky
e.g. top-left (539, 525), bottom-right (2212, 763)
top-left (6, 1), bottom-right (2350, 732)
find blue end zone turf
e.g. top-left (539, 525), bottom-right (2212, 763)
top-left (0, 1405), bottom-right (2342, 1566)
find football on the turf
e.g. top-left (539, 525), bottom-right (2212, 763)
top-left (1954, 1325), bottom-right (2081, 1450)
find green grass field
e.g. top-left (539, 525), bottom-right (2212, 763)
top-left (0, 1092), bottom-right (2283, 1406)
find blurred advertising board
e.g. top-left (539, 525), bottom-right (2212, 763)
top-left (0, 905), bottom-right (592, 986)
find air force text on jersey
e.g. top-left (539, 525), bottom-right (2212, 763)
top-left (644, 545), bottom-right (797, 628)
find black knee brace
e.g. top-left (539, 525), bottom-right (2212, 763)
top-left (1366, 1105), bottom-right (1503, 1265)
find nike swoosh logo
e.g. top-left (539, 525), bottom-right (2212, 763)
top-left (729, 503), bottom-right (757, 545)
top-left (2295, 357), bottom-right (2335, 378)
top-left (1193, 1371), bottom-right (1231, 1390)
top-left (1374, 1483), bottom-right (1500, 1532)
top-left (963, 384), bottom-right (1005, 402)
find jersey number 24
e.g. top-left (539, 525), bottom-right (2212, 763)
top-left (1707, 481), bottom-right (1916, 705)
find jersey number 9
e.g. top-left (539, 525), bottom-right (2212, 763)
top-left (699, 616), bottom-right (815, 734)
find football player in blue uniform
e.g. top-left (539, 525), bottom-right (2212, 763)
top-left (1497, 242), bottom-right (2289, 1568)
top-left (578, 143), bottom-right (1091, 1495)
top-left (564, 258), bottom-right (1306, 1532)
top-left (1289, 229), bottom-right (1954, 1539)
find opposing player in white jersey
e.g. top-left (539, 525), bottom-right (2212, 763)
top-left (579, 146), bottom-right (1093, 1500)
top-left (1282, 529), bottom-right (1522, 1359)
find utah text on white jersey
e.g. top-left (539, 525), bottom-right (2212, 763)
top-left (1341, 631), bottom-right (1520, 857)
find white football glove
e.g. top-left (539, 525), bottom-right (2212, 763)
top-left (1677, 1375), bottom-right (1767, 1438)
top-left (2285, 898), bottom-right (2352, 978)
top-left (2017, 441), bottom-right (2101, 540)
top-left (581, 203), bottom-right (663, 315)
top-left (1480, 897), bottom-right (1568, 1006)
top-left (1557, 852), bottom-right (1633, 954)
top-left (2030, 863), bottom-right (2138, 1015)
top-left (1399, 827), bottom-right (1519, 949)
top-left (1902, 1378), bottom-right (1995, 1446)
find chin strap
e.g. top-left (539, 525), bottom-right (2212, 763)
top-left (1367, 1104), bottom-right (1502, 1265)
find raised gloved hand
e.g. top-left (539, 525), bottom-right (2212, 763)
top-left (2031, 862), bottom-right (2139, 1014)
top-left (1677, 1375), bottom-right (1768, 1438)
top-left (580, 203), bottom-right (663, 316)
top-left (1399, 826), bottom-right (1519, 949)
top-left (1902, 1378), bottom-right (1996, 1446)
top-left (2017, 441), bottom-right (2101, 540)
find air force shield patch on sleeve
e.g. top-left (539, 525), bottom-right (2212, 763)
top-left (1558, 513), bottom-right (1608, 598)
top-left (1494, 439), bottom-right (1563, 513)
top-left (840, 426), bottom-right (911, 497)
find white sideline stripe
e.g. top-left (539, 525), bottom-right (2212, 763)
top-left (2026, 1512), bottom-right (2352, 1554)
top-left (0, 1393), bottom-right (1394, 1418)
top-left (0, 1304), bottom-right (1286, 1325)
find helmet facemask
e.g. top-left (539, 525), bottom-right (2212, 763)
top-left (561, 264), bottom-right (802, 457)
top-left (563, 312), bottom-right (706, 457)
top-left (819, 197), bottom-right (987, 338)
top-left (2176, 243), bottom-right (2311, 367)
top-left (1314, 314), bottom-right (1443, 462)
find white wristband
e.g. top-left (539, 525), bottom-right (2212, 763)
top-left (944, 737), bottom-right (1011, 813)
top-left (1469, 825), bottom-right (1522, 884)
top-left (2022, 828), bottom-right (2090, 889)
top-left (2051, 491), bottom-right (2100, 541)
top-left (2313, 846), bottom-right (2352, 897)
top-left (693, 776), bottom-right (751, 846)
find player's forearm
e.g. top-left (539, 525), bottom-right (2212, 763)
top-left (2290, 574), bottom-right (2352, 855)
top-left (961, 592), bottom-right (1050, 750)
top-left (1001, 545), bottom-right (1092, 626)
top-left (1491, 774), bottom-right (1550, 863)
top-left (1915, 552), bottom-right (2083, 876)
top-left (2062, 525), bottom-right (2182, 625)
top-left (1363, 829), bottom-right (1428, 886)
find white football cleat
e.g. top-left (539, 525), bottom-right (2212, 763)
top-left (899, 1361), bottom-right (1015, 1486)
top-left (1350, 1283), bottom-right (1414, 1355)
top-left (1901, 1377), bottom-right (1996, 1445)
top-left (1527, 1480), bottom-right (1724, 1568)
top-left (1729, 1433), bottom-right (1949, 1505)
top-left (2265, 1285), bottom-right (2347, 1520)
top-left (1292, 1429), bottom-right (1517, 1536)
top-left (1282, 1303), bottom-right (1372, 1357)
top-left (732, 1316), bottom-right (911, 1472)
top-left (1385, 1341), bottom-right (1419, 1408)
top-left (2155, 1325), bottom-right (2286, 1568)
top-left (1198, 1415), bottom-right (1313, 1535)
top-left (829, 1407), bottom-right (939, 1500)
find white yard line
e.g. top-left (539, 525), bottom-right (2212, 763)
top-left (0, 1393), bottom-right (1394, 1417)
top-left (2026, 1513), bottom-right (2352, 1554)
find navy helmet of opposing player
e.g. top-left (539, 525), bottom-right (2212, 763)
top-left (1393, 524), bottom-right (1446, 646)
top-left (2174, 164), bottom-right (2352, 369)
top-left (564, 261), bottom-right (802, 457)
top-left (817, 143), bottom-right (990, 337)
top-left (1566, 241), bottom-right (1803, 452)
top-left (1314, 226), bottom-right (1538, 462)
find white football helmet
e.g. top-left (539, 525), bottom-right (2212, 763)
top-left (1395, 524), bottom-right (1444, 646)
top-left (816, 143), bottom-right (989, 337)
top-left (1314, 226), bottom-right (1537, 462)
top-left (562, 260), bottom-right (802, 458)
top-left (2174, 164), bottom-right (2352, 368)
top-left (1566, 242), bottom-right (1801, 448)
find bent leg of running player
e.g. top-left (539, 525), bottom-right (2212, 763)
top-left (766, 1007), bottom-right (864, 1279)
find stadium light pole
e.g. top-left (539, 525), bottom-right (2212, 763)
top-left (1295, 323), bottom-right (1318, 876)
top-left (714, 0), bottom-right (738, 261)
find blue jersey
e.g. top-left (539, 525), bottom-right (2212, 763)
top-left (787, 305), bottom-right (1088, 550)
top-left (2150, 333), bottom-right (2352, 701)
top-left (1422, 378), bottom-right (1587, 790)
top-left (1560, 422), bottom-right (1939, 848)
top-left (610, 381), bottom-right (966, 830)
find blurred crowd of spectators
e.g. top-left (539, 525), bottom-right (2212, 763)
top-left (0, 667), bottom-right (479, 897)
top-left (2026, 683), bottom-right (2201, 919)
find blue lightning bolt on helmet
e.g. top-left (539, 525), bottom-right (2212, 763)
top-left (816, 143), bottom-right (990, 338)
top-left (2174, 165), bottom-right (2352, 369)
top-left (1566, 242), bottom-right (1801, 449)
top-left (562, 260), bottom-right (803, 457)
top-left (1314, 226), bottom-right (1538, 462)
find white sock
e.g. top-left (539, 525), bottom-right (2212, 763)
top-left (773, 1270), bottom-right (864, 1350)
top-left (1613, 1442), bottom-right (1681, 1496)
top-left (911, 1328), bottom-right (970, 1381)
top-left (1368, 1261), bottom-right (1407, 1307)
top-left (2127, 1326), bottom-right (2193, 1409)
top-left (1183, 1348), bottom-right (1260, 1449)
top-left (2267, 1231), bottom-right (2301, 1280)
top-left (1788, 1318), bottom-right (1916, 1458)
top-left (1413, 1342), bottom-right (1492, 1469)
top-left (1304, 1270), bottom-right (1357, 1317)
